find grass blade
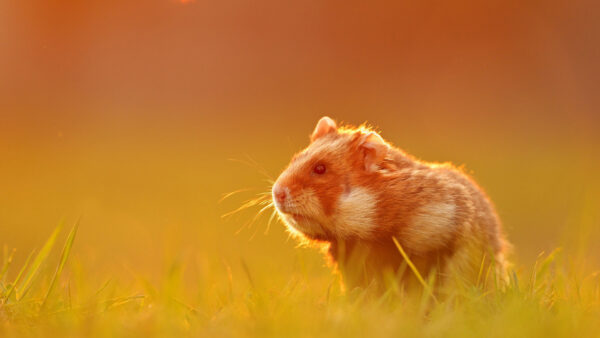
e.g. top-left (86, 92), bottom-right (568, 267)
top-left (476, 253), bottom-right (487, 288)
top-left (537, 248), bottom-right (562, 279)
top-left (0, 248), bottom-right (16, 282)
top-left (392, 237), bottom-right (438, 304)
top-left (3, 251), bottom-right (35, 303)
top-left (17, 223), bottom-right (63, 300)
top-left (41, 221), bottom-right (79, 310)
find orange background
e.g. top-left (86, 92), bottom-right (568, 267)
top-left (1, 1), bottom-right (599, 278)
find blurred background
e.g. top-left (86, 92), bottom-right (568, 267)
top-left (1, 0), bottom-right (599, 283)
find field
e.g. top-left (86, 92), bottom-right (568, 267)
top-left (1, 225), bottom-right (599, 338)
top-left (1, 117), bottom-right (599, 337)
top-left (2, 0), bottom-right (600, 336)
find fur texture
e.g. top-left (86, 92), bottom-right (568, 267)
top-left (273, 117), bottom-right (510, 291)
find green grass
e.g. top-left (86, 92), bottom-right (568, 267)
top-left (1, 224), bottom-right (599, 337)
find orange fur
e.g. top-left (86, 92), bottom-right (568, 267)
top-left (273, 117), bottom-right (510, 291)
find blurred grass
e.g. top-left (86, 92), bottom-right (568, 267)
top-left (1, 223), bottom-right (599, 337)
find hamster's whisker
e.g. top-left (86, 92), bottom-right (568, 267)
top-left (250, 210), bottom-right (273, 241)
top-left (242, 153), bottom-right (274, 180)
top-left (255, 191), bottom-right (273, 197)
top-left (222, 194), bottom-right (269, 219)
top-left (220, 151), bottom-right (277, 236)
top-left (227, 155), bottom-right (274, 181)
top-left (242, 201), bottom-right (275, 239)
top-left (251, 202), bottom-right (274, 224)
top-left (249, 226), bottom-right (260, 241)
top-left (259, 199), bottom-right (273, 206)
top-left (233, 202), bottom-right (269, 235)
top-left (219, 187), bottom-right (256, 203)
top-left (265, 208), bottom-right (277, 235)
top-left (234, 220), bottom-right (251, 235)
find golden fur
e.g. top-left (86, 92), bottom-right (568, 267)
top-left (273, 117), bottom-right (510, 291)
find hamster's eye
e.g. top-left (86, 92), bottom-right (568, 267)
top-left (313, 164), bottom-right (326, 175)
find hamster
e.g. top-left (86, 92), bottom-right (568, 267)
top-left (272, 116), bottom-right (510, 291)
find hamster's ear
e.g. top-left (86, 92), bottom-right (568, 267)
top-left (360, 132), bottom-right (389, 172)
top-left (311, 116), bottom-right (337, 142)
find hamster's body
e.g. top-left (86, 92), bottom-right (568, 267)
top-left (272, 117), bottom-right (509, 291)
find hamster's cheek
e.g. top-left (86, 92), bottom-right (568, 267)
top-left (293, 188), bottom-right (323, 218)
top-left (281, 214), bottom-right (323, 238)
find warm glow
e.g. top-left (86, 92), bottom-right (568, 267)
top-left (1, 0), bottom-right (599, 336)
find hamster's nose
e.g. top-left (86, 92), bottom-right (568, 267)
top-left (272, 185), bottom-right (287, 204)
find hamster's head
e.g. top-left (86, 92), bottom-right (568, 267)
top-left (272, 116), bottom-right (390, 242)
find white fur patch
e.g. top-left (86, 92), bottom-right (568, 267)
top-left (404, 202), bottom-right (457, 252)
top-left (334, 186), bottom-right (377, 238)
